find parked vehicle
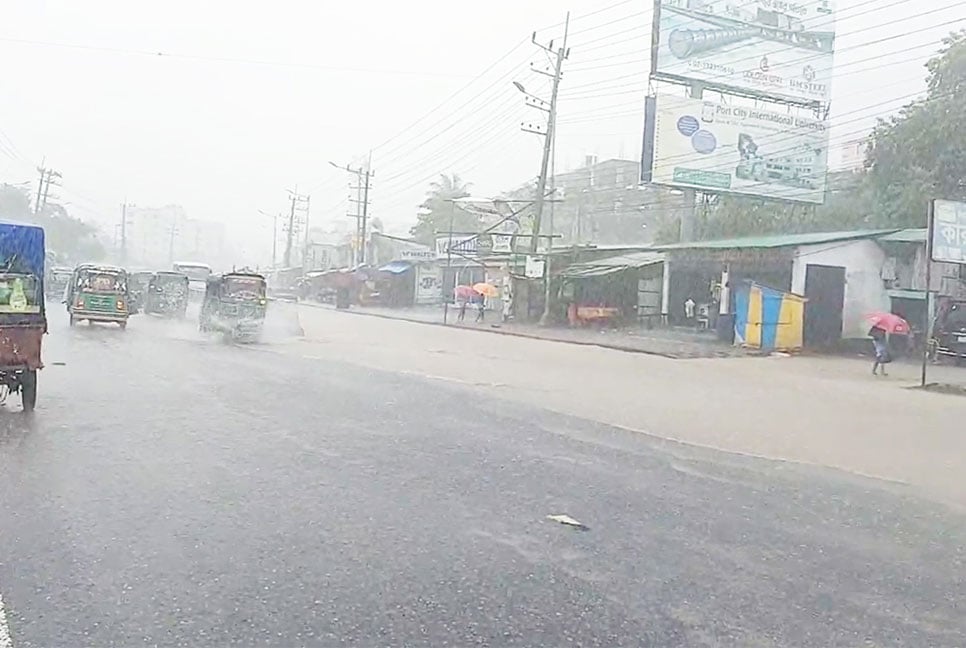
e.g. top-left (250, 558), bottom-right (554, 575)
top-left (128, 270), bottom-right (154, 314)
top-left (0, 222), bottom-right (47, 411)
top-left (932, 298), bottom-right (966, 361)
top-left (66, 264), bottom-right (130, 328)
top-left (199, 271), bottom-right (267, 343)
top-left (45, 266), bottom-right (73, 301)
top-left (267, 266), bottom-right (302, 302)
top-left (144, 271), bottom-right (190, 318)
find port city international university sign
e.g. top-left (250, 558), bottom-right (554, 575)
top-left (645, 93), bottom-right (829, 204)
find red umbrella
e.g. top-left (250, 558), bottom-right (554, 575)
top-left (866, 312), bottom-right (911, 334)
top-left (454, 285), bottom-right (476, 300)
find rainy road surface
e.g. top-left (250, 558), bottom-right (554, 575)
top-left (0, 305), bottom-right (964, 647)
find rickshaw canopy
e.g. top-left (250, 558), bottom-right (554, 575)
top-left (0, 221), bottom-right (46, 278)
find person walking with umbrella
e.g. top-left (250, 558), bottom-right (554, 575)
top-left (473, 283), bottom-right (498, 324)
top-left (866, 312), bottom-right (910, 376)
top-left (454, 284), bottom-right (474, 323)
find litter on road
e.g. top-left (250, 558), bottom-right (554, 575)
top-left (547, 514), bottom-right (589, 531)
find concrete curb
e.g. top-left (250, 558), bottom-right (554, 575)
top-left (297, 301), bottom-right (748, 360)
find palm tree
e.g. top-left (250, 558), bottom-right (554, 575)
top-left (409, 174), bottom-right (476, 244)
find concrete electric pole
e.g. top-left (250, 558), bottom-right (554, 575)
top-left (518, 14), bottom-right (569, 255)
top-left (283, 188), bottom-right (310, 268)
top-left (329, 156), bottom-right (373, 265)
top-left (34, 162), bottom-right (62, 215)
top-left (517, 15), bottom-right (570, 325)
top-left (120, 202), bottom-right (129, 263)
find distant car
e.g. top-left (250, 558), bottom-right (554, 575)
top-left (268, 287), bottom-right (299, 302)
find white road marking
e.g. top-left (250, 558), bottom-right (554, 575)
top-left (0, 592), bottom-right (13, 648)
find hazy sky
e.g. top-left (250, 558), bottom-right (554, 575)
top-left (0, 0), bottom-right (962, 264)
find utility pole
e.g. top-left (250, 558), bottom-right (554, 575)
top-left (34, 160), bottom-right (45, 214)
top-left (120, 203), bottom-right (129, 263)
top-left (517, 14), bottom-right (569, 255)
top-left (34, 161), bottom-right (62, 215)
top-left (284, 187), bottom-right (309, 268)
top-left (301, 195), bottom-right (312, 268)
top-left (40, 169), bottom-right (62, 212)
top-left (258, 209), bottom-right (280, 268)
top-left (167, 220), bottom-right (178, 265)
top-left (517, 14), bottom-right (570, 325)
top-left (330, 155), bottom-right (374, 265)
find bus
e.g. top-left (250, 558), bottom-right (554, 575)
top-left (172, 261), bottom-right (212, 298)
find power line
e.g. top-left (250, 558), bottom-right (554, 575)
top-left (0, 36), bottom-right (477, 79)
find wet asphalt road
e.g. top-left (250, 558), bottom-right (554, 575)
top-left (0, 306), bottom-right (965, 647)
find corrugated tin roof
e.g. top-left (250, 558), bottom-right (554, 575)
top-left (562, 251), bottom-right (664, 279)
top-left (877, 228), bottom-right (925, 243)
top-left (655, 229), bottom-right (899, 251)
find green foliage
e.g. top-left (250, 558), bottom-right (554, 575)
top-left (0, 184), bottom-right (104, 262)
top-left (409, 174), bottom-right (478, 244)
top-left (865, 30), bottom-right (966, 225)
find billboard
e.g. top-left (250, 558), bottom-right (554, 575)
top-left (643, 93), bottom-right (829, 204)
top-left (651, 0), bottom-right (836, 106)
top-left (931, 199), bottom-right (966, 263)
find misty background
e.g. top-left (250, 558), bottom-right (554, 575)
top-left (0, 0), bottom-right (961, 265)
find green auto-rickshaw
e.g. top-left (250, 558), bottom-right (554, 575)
top-left (65, 263), bottom-right (130, 328)
top-left (199, 271), bottom-right (267, 343)
top-left (144, 271), bottom-right (190, 318)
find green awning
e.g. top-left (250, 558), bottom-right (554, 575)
top-left (888, 289), bottom-right (927, 301)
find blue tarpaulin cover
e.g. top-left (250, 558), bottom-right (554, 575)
top-left (0, 221), bottom-right (46, 277)
top-left (378, 261), bottom-right (413, 274)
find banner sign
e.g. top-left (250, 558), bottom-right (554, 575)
top-left (932, 199), bottom-right (966, 263)
top-left (651, 0), bottom-right (836, 105)
top-left (400, 247), bottom-right (435, 261)
top-left (435, 235), bottom-right (477, 259)
top-left (645, 93), bottom-right (828, 204)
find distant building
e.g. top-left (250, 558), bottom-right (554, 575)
top-left (838, 138), bottom-right (870, 173)
top-left (123, 204), bottom-right (227, 269)
top-left (502, 158), bottom-right (689, 247)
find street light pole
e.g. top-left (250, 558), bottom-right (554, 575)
top-left (258, 209), bottom-right (279, 268)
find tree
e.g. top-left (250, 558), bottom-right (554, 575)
top-left (409, 174), bottom-right (477, 244)
top-left (865, 30), bottom-right (966, 225)
top-left (0, 184), bottom-right (105, 262)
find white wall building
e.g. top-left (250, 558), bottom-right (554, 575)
top-left (124, 205), bottom-right (228, 269)
top-left (790, 238), bottom-right (889, 339)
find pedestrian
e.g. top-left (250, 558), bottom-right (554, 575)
top-left (457, 298), bottom-right (467, 322)
top-left (870, 325), bottom-right (891, 376)
top-left (684, 297), bottom-right (696, 325)
top-left (475, 295), bottom-right (486, 323)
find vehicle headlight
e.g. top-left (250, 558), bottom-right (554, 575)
top-left (117, 300), bottom-right (126, 310)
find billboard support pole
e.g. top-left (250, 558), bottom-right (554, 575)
top-left (680, 82), bottom-right (704, 243)
top-left (921, 199), bottom-right (935, 387)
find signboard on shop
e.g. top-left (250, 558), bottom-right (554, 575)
top-left (399, 247), bottom-right (435, 261)
top-left (931, 199), bottom-right (966, 263)
top-left (435, 234), bottom-right (478, 259)
top-left (643, 93), bottom-right (829, 204)
top-left (525, 256), bottom-right (546, 279)
top-left (651, 0), bottom-right (836, 106)
top-left (414, 265), bottom-right (441, 304)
